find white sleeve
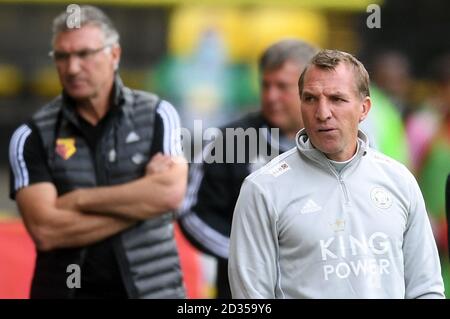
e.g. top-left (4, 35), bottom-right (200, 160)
top-left (228, 179), bottom-right (279, 299)
top-left (156, 100), bottom-right (183, 157)
top-left (9, 124), bottom-right (32, 192)
top-left (403, 172), bottom-right (445, 299)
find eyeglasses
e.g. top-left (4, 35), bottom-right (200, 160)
top-left (48, 45), bottom-right (111, 63)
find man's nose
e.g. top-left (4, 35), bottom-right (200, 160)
top-left (315, 99), bottom-right (332, 121)
top-left (264, 87), bottom-right (280, 103)
top-left (66, 55), bottom-right (82, 74)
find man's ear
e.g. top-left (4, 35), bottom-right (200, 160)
top-left (359, 97), bottom-right (371, 122)
top-left (111, 44), bottom-right (121, 71)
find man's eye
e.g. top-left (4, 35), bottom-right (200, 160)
top-left (54, 52), bottom-right (69, 60)
top-left (278, 84), bottom-right (288, 90)
top-left (332, 96), bottom-right (346, 102)
top-left (77, 50), bottom-right (90, 59)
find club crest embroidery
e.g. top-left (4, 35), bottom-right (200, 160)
top-left (370, 187), bottom-right (393, 209)
top-left (56, 138), bottom-right (76, 160)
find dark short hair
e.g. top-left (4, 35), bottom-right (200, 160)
top-left (259, 39), bottom-right (318, 71)
top-left (298, 49), bottom-right (370, 99)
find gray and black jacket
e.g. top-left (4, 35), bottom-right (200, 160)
top-left (9, 77), bottom-right (185, 298)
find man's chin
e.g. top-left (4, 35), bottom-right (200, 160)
top-left (269, 121), bottom-right (300, 136)
top-left (310, 138), bottom-right (339, 155)
top-left (266, 116), bottom-right (287, 129)
top-left (64, 89), bottom-right (93, 100)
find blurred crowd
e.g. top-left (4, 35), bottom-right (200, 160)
top-left (368, 50), bottom-right (449, 253)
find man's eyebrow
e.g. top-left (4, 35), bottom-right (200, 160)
top-left (328, 91), bottom-right (350, 98)
top-left (54, 46), bottom-right (100, 52)
top-left (301, 90), bottom-right (317, 96)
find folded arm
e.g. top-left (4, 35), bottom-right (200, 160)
top-left (16, 182), bottom-right (136, 252)
top-left (57, 154), bottom-right (188, 220)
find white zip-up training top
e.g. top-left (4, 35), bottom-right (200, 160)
top-left (229, 129), bottom-right (444, 299)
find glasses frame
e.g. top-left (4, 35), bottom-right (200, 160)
top-left (48, 44), bottom-right (113, 63)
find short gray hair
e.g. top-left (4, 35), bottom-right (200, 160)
top-left (299, 49), bottom-right (370, 99)
top-left (52, 5), bottom-right (120, 46)
top-left (259, 39), bottom-right (318, 71)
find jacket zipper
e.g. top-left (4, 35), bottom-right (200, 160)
top-left (338, 175), bottom-right (350, 205)
top-left (327, 162), bottom-right (351, 205)
top-left (69, 125), bottom-right (109, 298)
top-left (95, 119), bottom-right (137, 297)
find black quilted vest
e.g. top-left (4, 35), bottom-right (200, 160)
top-left (31, 77), bottom-right (185, 298)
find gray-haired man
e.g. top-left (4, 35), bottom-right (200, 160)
top-left (9, 5), bottom-right (187, 298)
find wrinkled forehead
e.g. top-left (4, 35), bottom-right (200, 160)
top-left (53, 24), bottom-right (105, 50)
top-left (303, 63), bottom-right (360, 96)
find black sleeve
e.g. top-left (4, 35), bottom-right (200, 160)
top-left (149, 110), bottom-right (164, 157)
top-left (192, 161), bottom-right (235, 236)
top-left (9, 122), bottom-right (52, 200)
top-left (178, 138), bottom-right (237, 259)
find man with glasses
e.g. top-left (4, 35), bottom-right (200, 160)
top-left (8, 6), bottom-right (187, 298)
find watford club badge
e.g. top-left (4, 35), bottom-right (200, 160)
top-left (56, 138), bottom-right (77, 160)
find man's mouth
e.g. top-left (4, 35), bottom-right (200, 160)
top-left (318, 128), bottom-right (336, 132)
top-left (67, 78), bottom-right (86, 85)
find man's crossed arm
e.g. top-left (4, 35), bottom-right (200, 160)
top-left (16, 153), bottom-right (187, 251)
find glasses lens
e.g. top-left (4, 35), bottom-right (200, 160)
top-left (52, 51), bottom-right (68, 61)
top-left (76, 50), bottom-right (91, 59)
top-left (50, 46), bottom-right (109, 62)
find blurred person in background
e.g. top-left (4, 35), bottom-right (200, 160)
top-left (358, 50), bottom-right (412, 169)
top-left (371, 50), bottom-right (413, 119)
top-left (178, 39), bottom-right (318, 298)
top-left (8, 5), bottom-right (187, 298)
top-left (411, 54), bottom-right (450, 284)
top-left (406, 55), bottom-right (449, 173)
